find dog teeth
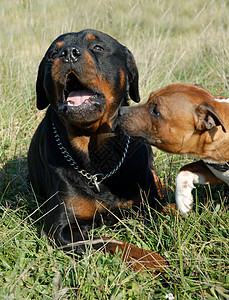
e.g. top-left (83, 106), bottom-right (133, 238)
top-left (66, 101), bottom-right (74, 106)
top-left (89, 94), bottom-right (99, 102)
top-left (89, 96), bottom-right (95, 102)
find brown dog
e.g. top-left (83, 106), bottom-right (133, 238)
top-left (118, 83), bottom-right (228, 214)
top-left (28, 29), bottom-right (167, 272)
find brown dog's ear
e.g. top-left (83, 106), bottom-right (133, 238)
top-left (194, 102), bottom-right (226, 133)
top-left (125, 48), bottom-right (140, 103)
top-left (36, 58), bottom-right (49, 110)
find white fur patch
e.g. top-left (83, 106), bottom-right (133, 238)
top-left (175, 170), bottom-right (206, 215)
top-left (214, 98), bottom-right (229, 103)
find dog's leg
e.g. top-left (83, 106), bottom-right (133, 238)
top-left (176, 160), bottom-right (223, 214)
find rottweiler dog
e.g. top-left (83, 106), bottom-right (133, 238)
top-left (28, 29), bottom-right (166, 272)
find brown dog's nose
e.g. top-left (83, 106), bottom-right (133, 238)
top-left (119, 106), bottom-right (129, 116)
top-left (58, 45), bottom-right (82, 63)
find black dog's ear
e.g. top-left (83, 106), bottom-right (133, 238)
top-left (36, 58), bottom-right (49, 110)
top-left (125, 48), bottom-right (140, 103)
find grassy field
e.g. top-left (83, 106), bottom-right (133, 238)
top-left (1, 0), bottom-right (229, 299)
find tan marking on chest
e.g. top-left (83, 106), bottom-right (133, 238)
top-left (70, 137), bottom-right (89, 154)
top-left (114, 200), bottom-right (134, 209)
top-left (64, 122), bottom-right (90, 154)
top-left (63, 196), bottom-right (108, 220)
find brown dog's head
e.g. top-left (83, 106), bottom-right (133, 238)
top-left (36, 29), bottom-right (140, 134)
top-left (119, 84), bottom-right (226, 157)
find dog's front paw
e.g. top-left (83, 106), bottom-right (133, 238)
top-left (175, 171), bottom-right (196, 215)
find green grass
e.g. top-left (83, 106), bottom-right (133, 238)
top-left (1, 0), bottom-right (229, 299)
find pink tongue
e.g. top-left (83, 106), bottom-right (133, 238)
top-left (67, 90), bottom-right (94, 106)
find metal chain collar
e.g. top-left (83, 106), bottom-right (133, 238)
top-left (52, 122), bottom-right (130, 193)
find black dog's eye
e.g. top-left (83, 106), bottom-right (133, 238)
top-left (49, 52), bottom-right (58, 60)
top-left (92, 45), bottom-right (104, 52)
top-left (52, 52), bottom-right (59, 59)
top-left (150, 105), bottom-right (161, 117)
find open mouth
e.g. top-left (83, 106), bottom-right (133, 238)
top-left (58, 72), bottom-right (105, 115)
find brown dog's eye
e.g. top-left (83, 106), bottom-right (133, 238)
top-left (150, 105), bottom-right (161, 117)
top-left (93, 45), bottom-right (104, 52)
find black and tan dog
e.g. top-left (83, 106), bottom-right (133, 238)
top-left (28, 29), bottom-right (166, 272)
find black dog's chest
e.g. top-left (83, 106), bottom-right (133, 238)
top-left (56, 165), bottom-right (140, 224)
top-left (59, 158), bottom-right (140, 206)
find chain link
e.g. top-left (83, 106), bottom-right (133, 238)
top-left (52, 122), bottom-right (130, 192)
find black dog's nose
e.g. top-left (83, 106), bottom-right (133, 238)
top-left (59, 45), bottom-right (82, 63)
